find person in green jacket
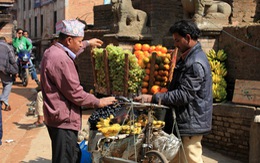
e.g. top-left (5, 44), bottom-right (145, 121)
top-left (12, 28), bottom-right (32, 53)
top-left (12, 28), bottom-right (39, 85)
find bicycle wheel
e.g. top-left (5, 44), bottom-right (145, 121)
top-left (142, 150), bottom-right (168, 163)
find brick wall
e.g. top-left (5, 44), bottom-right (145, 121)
top-left (202, 103), bottom-right (260, 162)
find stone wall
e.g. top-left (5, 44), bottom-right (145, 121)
top-left (225, 0), bottom-right (260, 24)
top-left (202, 103), bottom-right (260, 162)
top-left (93, 0), bottom-right (183, 45)
top-left (218, 25), bottom-right (260, 100)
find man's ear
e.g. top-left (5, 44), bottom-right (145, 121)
top-left (66, 37), bottom-right (73, 46)
top-left (185, 34), bottom-right (192, 45)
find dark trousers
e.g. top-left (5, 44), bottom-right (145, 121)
top-left (46, 125), bottom-right (81, 163)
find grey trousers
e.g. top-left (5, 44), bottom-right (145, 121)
top-left (0, 71), bottom-right (13, 106)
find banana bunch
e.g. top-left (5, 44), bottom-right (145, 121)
top-left (96, 115), bottom-right (122, 137)
top-left (212, 83), bottom-right (227, 101)
top-left (153, 120), bottom-right (165, 129)
top-left (137, 114), bottom-right (148, 127)
top-left (207, 49), bottom-right (228, 102)
top-left (120, 122), bottom-right (142, 135)
top-left (216, 49), bottom-right (227, 62)
top-left (206, 49), bottom-right (217, 60)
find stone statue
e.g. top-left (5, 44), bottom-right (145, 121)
top-left (181, 0), bottom-right (232, 29)
top-left (111, 0), bottom-right (148, 37)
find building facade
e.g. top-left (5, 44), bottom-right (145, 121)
top-left (15, 0), bottom-right (103, 62)
top-left (0, 0), bottom-right (14, 43)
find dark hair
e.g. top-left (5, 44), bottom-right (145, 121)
top-left (16, 28), bottom-right (23, 33)
top-left (169, 20), bottom-right (201, 40)
top-left (23, 30), bottom-right (29, 34)
top-left (58, 32), bottom-right (77, 40)
top-left (0, 36), bottom-right (6, 41)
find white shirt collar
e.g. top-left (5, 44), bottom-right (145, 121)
top-left (57, 42), bottom-right (76, 60)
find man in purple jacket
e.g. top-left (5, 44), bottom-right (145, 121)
top-left (40, 19), bottom-right (116, 163)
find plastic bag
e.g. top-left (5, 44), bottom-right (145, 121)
top-left (152, 130), bottom-right (181, 161)
top-left (79, 140), bottom-right (92, 163)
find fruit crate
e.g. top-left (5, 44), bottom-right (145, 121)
top-left (91, 49), bottom-right (131, 97)
top-left (142, 48), bottom-right (178, 94)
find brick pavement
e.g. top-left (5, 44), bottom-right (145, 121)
top-left (0, 77), bottom-right (243, 163)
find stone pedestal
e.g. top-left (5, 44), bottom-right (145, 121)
top-left (249, 114), bottom-right (260, 163)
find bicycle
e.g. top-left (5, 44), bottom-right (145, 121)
top-left (91, 98), bottom-right (182, 163)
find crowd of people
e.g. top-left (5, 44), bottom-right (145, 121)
top-left (0, 19), bottom-right (213, 163)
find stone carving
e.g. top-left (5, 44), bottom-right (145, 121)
top-left (181, 0), bottom-right (232, 29)
top-left (111, 0), bottom-right (148, 37)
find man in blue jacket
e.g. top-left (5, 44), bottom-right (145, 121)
top-left (0, 36), bottom-right (18, 145)
top-left (135, 20), bottom-right (213, 163)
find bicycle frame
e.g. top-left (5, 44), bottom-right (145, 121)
top-left (93, 101), bottom-right (172, 163)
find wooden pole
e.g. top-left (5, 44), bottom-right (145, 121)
top-left (124, 53), bottom-right (129, 97)
top-left (168, 48), bottom-right (178, 82)
top-left (103, 49), bottom-right (111, 95)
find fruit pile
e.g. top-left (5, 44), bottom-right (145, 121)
top-left (95, 113), bottom-right (166, 137)
top-left (206, 49), bottom-right (228, 102)
top-left (92, 45), bottom-right (145, 95)
top-left (133, 43), bottom-right (176, 94)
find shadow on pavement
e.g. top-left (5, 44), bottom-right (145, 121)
top-left (20, 157), bottom-right (51, 163)
top-left (13, 122), bottom-right (36, 130)
top-left (11, 87), bottom-right (36, 102)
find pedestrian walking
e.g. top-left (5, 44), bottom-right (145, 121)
top-left (0, 36), bottom-right (18, 145)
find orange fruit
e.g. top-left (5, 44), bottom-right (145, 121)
top-left (151, 85), bottom-right (161, 94)
top-left (154, 64), bottom-right (159, 70)
top-left (142, 81), bottom-right (149, 88)
top-left (154, 81), bottom-right (161, 86)
top-left (156, 51), bottom-right (162, 57)
top-left (143, 51), bottom-right (150, 57)
top-left (154, 70), bottom-right (158, 76)
top-left (164, 70), bottom-right (169, 77)
top-left (146, 63), bottom-right (151, 68)
top-left (160, 87), bottom-right (168, 93)
top-left (149, 45), bottom-right (156, 53)
top-left (164, 64), bottom-right (170, 70)
top-left (143, 75), bottom-right (150, 82)
top-left (134, 43), bottom-right (142, 51)
top-left (134, 50), bottom-right (144, 59)
top-left (161, 47), bottom-right (168, 54)
top-left (158, 70), bottom-right (165, 76)
top-left (163, 57), bottom-right (170, 64)
top-left (142, 44), bottom-right (150, 51)
top-left (145, 68), bottom-right (150, 75)
top-left (166, 53), bottom-right (171, 59)
top-left (155, 45), bottom-right (162, 51)
top-left (143, 57), bottom-right (150, 64)
top-left (141, 88), bottom-right (148, 94)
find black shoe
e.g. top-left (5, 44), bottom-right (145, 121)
top-left (3, 105), bottom-right (11, 111)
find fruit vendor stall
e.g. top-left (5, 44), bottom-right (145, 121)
top-left (91, 43), bottom-right (178, 97)
top-left (87, 43), bottom-right (179, 162)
